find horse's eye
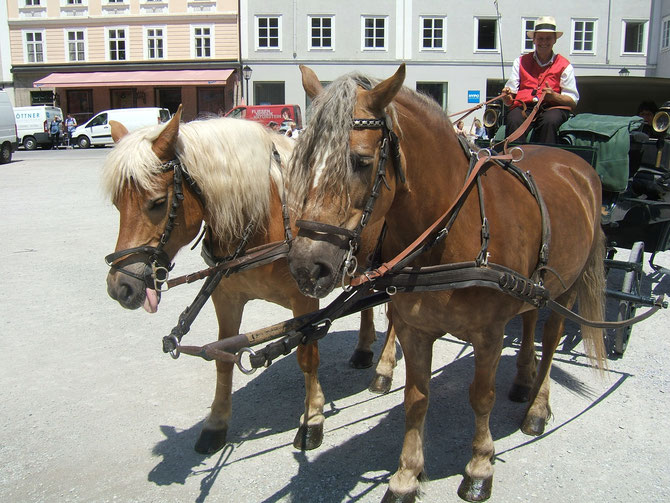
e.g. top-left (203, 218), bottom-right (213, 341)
top-left (148, 196), bottom-right (167, 211)
top-left (351, 154), bottom-right (373, 170)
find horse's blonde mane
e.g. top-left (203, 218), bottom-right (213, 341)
top-left (102, 117), bottom-right (294, 242)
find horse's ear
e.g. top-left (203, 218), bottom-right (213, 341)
top-left (152, 104), bottom-right (183, 161)
top-left (300, 65), bottom-right (324, 100)
top-left (110, 120), bottom-right (129, 143)
top-left (365, 63), bottom-right (406, 113)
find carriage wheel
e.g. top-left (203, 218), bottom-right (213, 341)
top-left (612, 241), bottom-right (644, 357)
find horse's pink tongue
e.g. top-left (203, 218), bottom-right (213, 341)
top-left (143, 288), bottom-right (159, 313)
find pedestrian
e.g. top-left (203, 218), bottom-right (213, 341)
top-left (470, 118), bottom-right (488, 139)
top-left (502, 16), bottom-right (579, 144)
top-left (65, 114), bottom-right (77, 147)
top-left (50, 116), bottom-right (62, 149)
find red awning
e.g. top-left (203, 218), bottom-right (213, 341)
top-left (33, 69), bottom-right (234, 88)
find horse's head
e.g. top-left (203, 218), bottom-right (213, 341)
top-left (104, 106), bottom-right (205, 312)
top-left (287, 64), bottom-right (406, 298)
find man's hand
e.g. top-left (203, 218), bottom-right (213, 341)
top-left (502, 87), bottom-right (514, 106)
top-left (542, 84), bottom-right (576, 110)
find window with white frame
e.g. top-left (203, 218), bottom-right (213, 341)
top-left (572, 19), bottom-right (596, 54)
top-left (362, 16), bottom-right (386, 50)
top-left (65, 0), bottom-right (83, 4)
top-left (25, 0), bottom-right (41, 5)
top-left (66, 30), bottom-right (85, 62)
top-left (623, 20), bottom-right (647, 54)
top-left (107, 28), bottom-right (127, 60)
top-left (475, 18), bottom-right (498, 51)
top-left (107, 0), bottom-right (125, 3)
top-left (146, 27), bottom-right (165, 59)
top-left (257, 16), bottom-right (280, 49)
top-left (522, 18), bottom-right (535, 52)
top-left (24, 31), bottom-right (44, 62)
top-left (309, 16), bottom-right (333, 50)
top-left (662, 17), bottom-right (670, 51)
top-left (421, 17), bottom-right (445, 51)
top-left (193, 26), bottom-right (212, 57)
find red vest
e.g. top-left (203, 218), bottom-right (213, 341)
top-left (514, 53), bottom-right (569, 106)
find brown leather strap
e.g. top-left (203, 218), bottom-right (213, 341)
top-left (350, 151), bottom-right (520, 287)
top-left (503, 93), bottom-right (546, 152)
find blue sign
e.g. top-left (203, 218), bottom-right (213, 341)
top-left (467, 90), bottom-right (481, 103)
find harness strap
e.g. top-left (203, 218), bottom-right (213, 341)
top-left (350, 150), bottom-right (521, 287)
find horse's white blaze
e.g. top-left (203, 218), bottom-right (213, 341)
top-left (311, 147), bottom-right (332, 190)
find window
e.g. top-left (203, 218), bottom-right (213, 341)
top-left (416, 82), bottom-right (447, 110)
top-left (623, 20), bottom-right (647, 54)
top-left (475, 18), bottom-right (497, 51)
top-left (108, 28), bottom-right (127, 61)
top-left (522, 18), bottom-right (535, 51)
top-left (193, 26), bottom-right (212, 57)
top-left (662, 17), bottom-right (670, 51)
top-left (66, 30), bottom-right (85, 62)
top-left (25, 0), bottom-right (40, 5)
top-left (146, 27), bottom-right (164, 59)
top-left (254, 82), bottom-right (285, 106)
top-left (421, 17), bottom-right (445, 51)
top-left (66, 0), bottom-right (83, 4)
top-left (309, 16), bottom-right (333, 50)
top-left (363, 16), bottom-right (386, 50)
top-left (257, 16), bottom-right (280, 49)
top-left (24, 31), bottom-right (44, 62)
top-left (572, 19), bottom-right (596, 53)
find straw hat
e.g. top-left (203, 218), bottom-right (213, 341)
top-left (527, 16), bottom-right (563, 39)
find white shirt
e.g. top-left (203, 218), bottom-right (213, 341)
top-left (505, 52), bottom-right (580, 105)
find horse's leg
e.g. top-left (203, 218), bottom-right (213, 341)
top-left (509, 310), bottom-right (538, 402)
top-left (293, 299), bottom-right (325, 451)
top-left (369, 307), bottom-right (397, 394)
top-left (457, 330), bottom-right (504, 502)
top-left (521, 291), bottom-right (577, 436)
top-left (349, 308), bottom-right (376, 368)
top-left (194, 292), bottom-right (245, 454)
top-left (383, 317), bottom-right (433, 503)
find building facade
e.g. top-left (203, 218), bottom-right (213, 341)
top-left (3, 0), bottom-right (670, 124)
top-left (7, 0), bottom-right (241, 123)
top-left (241, 0), bottom-right (670, 120)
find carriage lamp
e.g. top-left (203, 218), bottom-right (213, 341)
top-left (652, 102), bottom-right (670, 135)
top-left (242, 65), bottom-right (253, 103)
top-left (619, 67), bottom-right (630, 77)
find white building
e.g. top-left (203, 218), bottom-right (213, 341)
top-left (241, 0), bottom-right (670, 121)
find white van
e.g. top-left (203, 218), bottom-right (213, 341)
top-left (72, 107), bottom-right (171, 148)
top-left (14, 105), bottom-right (63, 150)
top-left (0, 91), bottom-right (18, 163)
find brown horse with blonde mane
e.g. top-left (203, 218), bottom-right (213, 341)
top-left (287, 64), bottom-right (606, 501)
top-left (102, 107), bottom-right (395, 456)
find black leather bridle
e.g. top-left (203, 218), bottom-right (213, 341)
top-left (295, 115), bottom-right (404, 284)
top-left (105, 159), bottom-right (204, 291)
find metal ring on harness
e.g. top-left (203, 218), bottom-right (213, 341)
top-left (477, 149), bottom-right (492, 162)
top-left (167, 335), bottom-right (181, 359)
top-left (236, 347), bottom-right (258, 375)
top-left (509, 146), bottom-right (525, 162)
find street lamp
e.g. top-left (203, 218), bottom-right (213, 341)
top-left (619, 67), bottom-right (630, 77)
top-left (242, 65), bottom-right (252, 104)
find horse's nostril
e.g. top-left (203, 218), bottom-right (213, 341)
top-left (118, 282), bottom-right (134, 304)
top-left (311, 261), bottom-right (332, 281)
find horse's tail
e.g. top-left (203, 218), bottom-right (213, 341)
top-left (575, 226), bottom-right (608, 372)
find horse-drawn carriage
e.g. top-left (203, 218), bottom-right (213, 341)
top-left (102, 66), bottom-right (668, 502)
top-left (481, 102), bottom-right (670, 357)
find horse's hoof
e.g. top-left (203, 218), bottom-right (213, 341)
top-left (369, 374), bottom-right (393, 394)
top-left (381, 489), bottom-right (417, 503)
top-left (194, 427), bottom-right (227, 455)
top-left (508, 383), bottom-right (531, 402)
top-left (521, 414), bottom-right (546, 436)
top-left (349, 349), bottom-right (374, 369)
top-left (293, 423), bottom-right (323, 451)
top-left (457, 474), bottom-right (493, 502)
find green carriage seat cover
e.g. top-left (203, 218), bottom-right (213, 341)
top-left (559, 114), bottom-right (644, 192)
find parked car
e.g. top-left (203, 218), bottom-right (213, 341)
top-left (225, 104), bottom-right (302, 129)
top-left (14, 105), bottom-right (62, 150)
top-left (72, 107), bottom-right (171, 148)
top-left (0, 91), bottom-right (18, 163)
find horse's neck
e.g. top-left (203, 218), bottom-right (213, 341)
top-left (387, 116), bottom-right (481, 259)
